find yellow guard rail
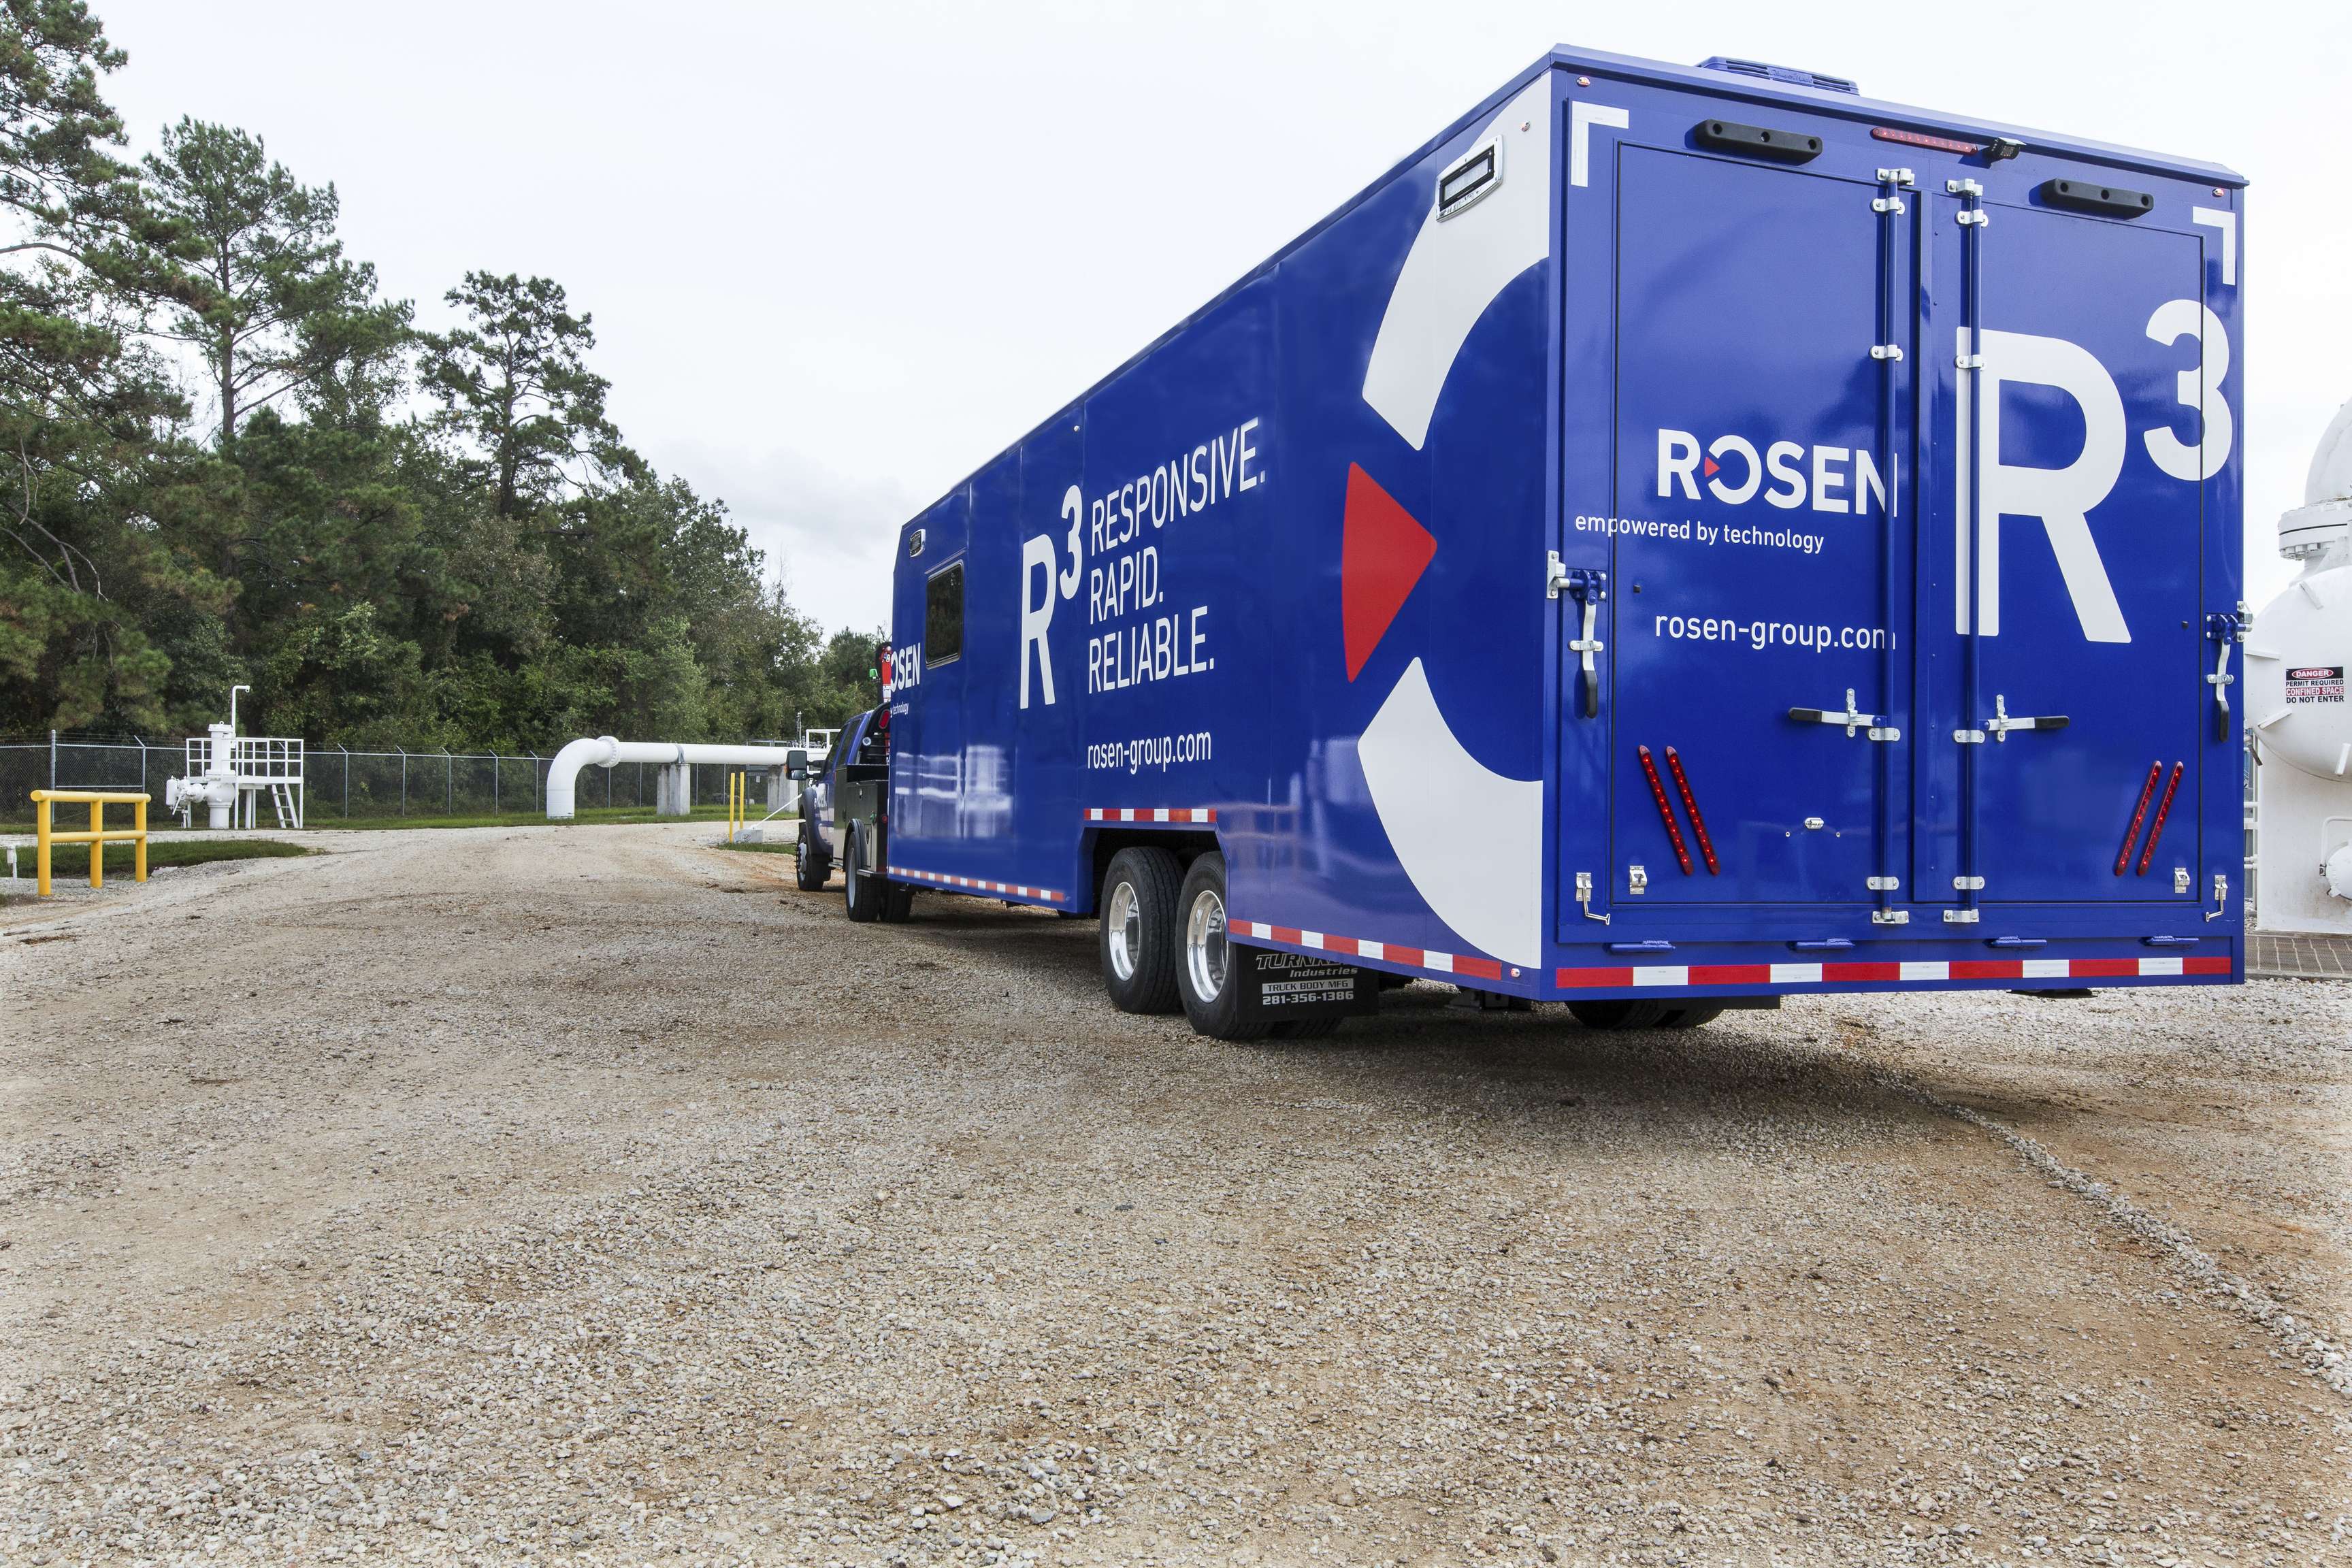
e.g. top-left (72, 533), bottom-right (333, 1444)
top-left (30, 789), bottom-right (150, 896)
top-left (726, 770), bottom-right (747, 842)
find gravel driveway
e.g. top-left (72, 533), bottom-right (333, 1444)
top-left (2, 825), bottom-right (2347, 1566)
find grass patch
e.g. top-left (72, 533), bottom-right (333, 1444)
top-left (301, 804), bottom-right (787, 832)
top-left (0, 804), bottom-right (800, 835)
top-left (11, 836), bottom-right (310, 881)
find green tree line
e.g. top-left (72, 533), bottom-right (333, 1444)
top-left (0, 1), bottom-right (880, 748)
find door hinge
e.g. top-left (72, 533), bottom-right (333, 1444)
top-left (1872, 908), bottom-right (1910, 925)
top-left (1870, 344), bottom-right (1904, 361)
top-left (1866, 875), bottom-right (1899, 892)
top-left (1944, 908), bottom-right (1980, 924)
top-left (1953, 875), bottom-right (1986, 891)
top-left (1955, 353), bottom-right (1985, 370)
top-left (1575, 870), bottom-right (1610, 925)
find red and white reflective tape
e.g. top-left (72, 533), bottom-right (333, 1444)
top-left (1556, 955), bottom-right (2230, 988)
top-left (1230, 919), bottom-right (1504, 982)
top-left (889, 865), bottom-right (1066, 903)
top-left (1085, 807), bottom-right (1217, 824)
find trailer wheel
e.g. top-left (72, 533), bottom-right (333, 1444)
top-left (843, 821), bottom-right (883, 924)
top-left (1656, 1004), bottom-right (1724, 1029)
top-left (794, 819), bottom-right (832, 890)
top-left (1173, 852), bottom-right (1269, 1041)
top-left (1098, 848), bottom-right (1182, 1014)
top-left (1566, 999), bottom-right (1673, 1031)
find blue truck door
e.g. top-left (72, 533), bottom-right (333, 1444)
top-left (1595, 145), bottom-right (1908, 911)
top-left (1923, 187), bottom-right (2210, 911)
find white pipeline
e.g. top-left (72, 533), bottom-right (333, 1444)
top-left (545, 737), bottom-right (807, 820)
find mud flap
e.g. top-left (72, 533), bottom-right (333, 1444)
top-left (1232, 945), bottom-right (1380, 1025)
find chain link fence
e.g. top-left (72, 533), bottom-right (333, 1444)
top-left (1, 732), bottom-right (754, 828)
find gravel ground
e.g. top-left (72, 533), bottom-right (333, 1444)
top-left (1, 824), bottom-right (2347, 1567)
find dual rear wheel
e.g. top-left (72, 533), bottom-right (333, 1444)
top-left (1098, 848), bottom-right (1339, 1042)
top-left (1098, 847), bottom-right (1725, 1037)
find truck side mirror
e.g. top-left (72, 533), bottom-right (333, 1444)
top-left (785, 748), bottom-right (808, 779)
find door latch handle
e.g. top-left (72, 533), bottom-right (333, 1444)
top-left (1554, 561), bottom-right (1608, 720)
top-left (2206, 606), bottom-right (2247, 742)
top-left (1982, 693), bottom-right (2068, 741)
top-left (1789, 689), bottom-right (1899, 741)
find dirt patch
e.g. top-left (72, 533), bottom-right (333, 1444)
top-left (1, 824), bottom-right (2345, 1565)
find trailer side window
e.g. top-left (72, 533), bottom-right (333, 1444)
top-left (926, 561), bottom-right (964, 665)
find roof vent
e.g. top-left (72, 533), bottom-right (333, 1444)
top-left (1697, 56), bottom-right (1860, 95)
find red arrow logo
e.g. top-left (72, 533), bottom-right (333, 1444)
top-left (1341, 463), bottom-right (1437, 681)
top-left (1702, 455), bottom-right (1720, 478)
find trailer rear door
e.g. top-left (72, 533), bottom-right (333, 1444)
top-left (1592, 146), bottom-right (1910, 913)
top-left (1916, 189), bottom-right (2215, 913)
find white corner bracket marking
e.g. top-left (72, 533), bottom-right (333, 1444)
top-left (1361, 78), bottom-right (1556, 450)
top-left (1357, 657), bottom-right (1544, 970)
top-left (1569, 99), bottom-right (1629, 189)
top-left (2191, 207), bottom-right (2236, 288)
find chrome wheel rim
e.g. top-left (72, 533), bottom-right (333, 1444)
top-left (1186, 887), bottom-right (1227, 1002)
top-left (1106, 879), bottom-right (1141, 981)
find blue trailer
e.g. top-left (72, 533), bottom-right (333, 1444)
top-left (804, 45), bottom-right (2247, 1039)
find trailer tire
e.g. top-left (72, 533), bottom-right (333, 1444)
top-left (1098, 848), bottom-right (1182, 1014)
top-left (1656, 1004), bottom-right (1724, 1029)
top-left (1566, 999), bottom-right (1673, 1031)
top-left (794, 819), bottom-right (832, 890)
top-left (1173, 852), bottom-right (1269, 1041)
top-left (843, 821), bottom-right (883, 924)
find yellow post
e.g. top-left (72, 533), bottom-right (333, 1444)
top-left (135, 796), bottom-right (148, 882)
top-left (35, 794), bottom-right (50, 897)
top-left (90, 797), bottom-right (103, 888)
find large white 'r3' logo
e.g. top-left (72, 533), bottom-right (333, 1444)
top-left (1961, 302), bottom-right (2230, 644)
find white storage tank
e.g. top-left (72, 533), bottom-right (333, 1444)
top-left (2247, 397), bottom-right (2352, 932)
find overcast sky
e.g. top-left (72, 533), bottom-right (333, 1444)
top-left (95, 0), bottom-right (2349, 632)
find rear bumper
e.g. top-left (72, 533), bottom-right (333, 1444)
top-left (1227, 917), bottom-right (2240, 999)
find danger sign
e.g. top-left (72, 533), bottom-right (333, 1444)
top-left (2285, 666), bottom-right (2345, 704)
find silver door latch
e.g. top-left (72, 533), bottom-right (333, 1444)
top-left (2206, 606), bottom-right (2247, 742)
top-left (1554, 562), bottom-right (1607, 720)
top-left (1870, 344), bottom-right (1904, 360)
top-left (1790, 689), bottom-right (1899, 741)
top-left (1576, 870), bottom-right (1610, 924)
top-left (2204, 872), bottom-right (2229, 922)
top-left (1982, 693), bottom-right (2069, 741)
